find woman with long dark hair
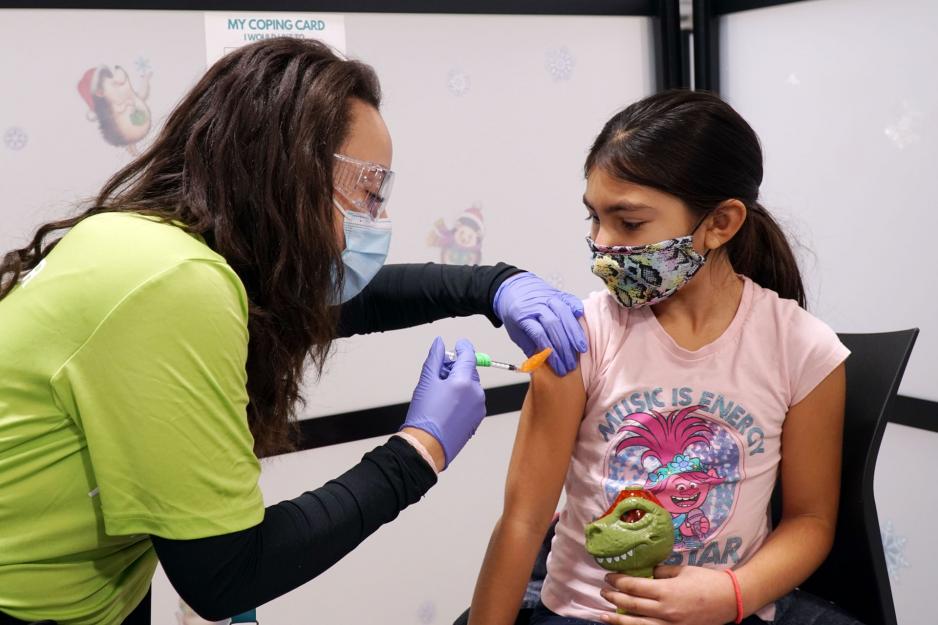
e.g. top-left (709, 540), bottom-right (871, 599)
top-left (0, 38), bottom-right (585, 625)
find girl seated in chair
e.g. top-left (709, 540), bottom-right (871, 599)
top-left (468, 91), bottom-right (859, 625)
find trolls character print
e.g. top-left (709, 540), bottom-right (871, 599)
top-left (602, 403), bottom-right (746, 567)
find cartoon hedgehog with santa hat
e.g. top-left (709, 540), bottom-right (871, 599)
top-left (77, 64), bottom-right (152, 155)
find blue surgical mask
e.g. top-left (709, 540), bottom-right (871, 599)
top-left (334, 198), bottom-right (392, 303)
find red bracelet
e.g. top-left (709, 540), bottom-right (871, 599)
top-left (724, 568), bottom-right (743, 624)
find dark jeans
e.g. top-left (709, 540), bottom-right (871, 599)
top-left (525, 590), bottom-right (865, 625)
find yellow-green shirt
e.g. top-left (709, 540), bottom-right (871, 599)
top-left (0, 212), bottom-right (264, 624)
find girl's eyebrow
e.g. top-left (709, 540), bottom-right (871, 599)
top-left (583, 196), bottom-right (656, 213)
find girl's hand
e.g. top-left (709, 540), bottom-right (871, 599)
top-left (599, 565), bottom-right (738, 625)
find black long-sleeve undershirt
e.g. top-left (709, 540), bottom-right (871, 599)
top-left (336, 262), bottom-right (522, 337)
top-left (152, 262), bottom-right (523, 620)
top-left (152, 437), bottom-right (435, 620)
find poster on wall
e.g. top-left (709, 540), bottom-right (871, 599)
top-left (203, 13), bottom-right (346, 66)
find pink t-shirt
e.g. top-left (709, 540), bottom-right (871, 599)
top-left (540, 277), bottom-right (850, 622)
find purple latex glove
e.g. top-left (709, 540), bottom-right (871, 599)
top-left (493, 272), bottom-right (587, 376)
top-left (401, 337), bottom-right (486, 469)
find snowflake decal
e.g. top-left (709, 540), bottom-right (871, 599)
top-left (135, 56), bottom-right (152, 76)
top-left (884, 100), bottom-right (923, 150)
top-left (416, 599), bottom-right (436, 624)
top-left (447, 68), bottom-right (471, 97)
top-left (544, 272), bottom-right (565, 290)
top-left (880, 520), bottom-right (910, 582)
top-left (545, 46), bottom-right (576, 82)
top-left (3, 126), bottom-right (28, 151)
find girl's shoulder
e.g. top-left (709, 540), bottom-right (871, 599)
top-left (582, 289), bottom-right (626, 321)
top-left (580, 288), bottom-right (631, 350)
top-left (746, 279), bottom-right (850, 405)
top-left (746, 279), bottom-right (837, 344)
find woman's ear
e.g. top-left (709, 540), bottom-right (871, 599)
top-left (703, 199), bottom-right (747, 251)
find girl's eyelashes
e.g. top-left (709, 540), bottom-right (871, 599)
top-left (585, 211), bottom-right (645, 232)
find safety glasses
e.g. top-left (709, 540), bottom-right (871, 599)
top-left (333, 153), bottom-right (395, 220)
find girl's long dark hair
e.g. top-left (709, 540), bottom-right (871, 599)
top-left (0, 38), bottom-right (381, 456)
top-left (585, 89), bottom-right (806, 308)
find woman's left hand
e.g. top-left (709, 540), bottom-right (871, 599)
top-left (493, 272), bottom-right (586, 376)
top-left (599, 565), bottom-right (738, 625)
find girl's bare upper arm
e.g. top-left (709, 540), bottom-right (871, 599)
top-left (502, 364), bottom-right (587, 529)
top-left (780, 363), bottom-right (846, 526)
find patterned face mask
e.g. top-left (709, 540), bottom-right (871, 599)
top-left (587, 222), bottom-right (709, 308)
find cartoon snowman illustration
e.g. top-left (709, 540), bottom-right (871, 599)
top-left (427, 205), bottom-right (485, 266)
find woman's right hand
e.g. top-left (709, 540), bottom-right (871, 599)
top-left (401, 337), bottom-right (486, 469)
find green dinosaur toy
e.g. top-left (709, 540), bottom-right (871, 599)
top-left (585, 487), bottom-right (675, 614)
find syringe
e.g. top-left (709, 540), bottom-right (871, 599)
top-left (444, 351), bottom-right (518, 372)
top-left (443, 347), bottom-right (553, 374)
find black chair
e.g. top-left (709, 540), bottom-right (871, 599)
top-left (771, 330), bottom-right (917, 625)
top-left (456, 329), bottom-right (918, 625)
